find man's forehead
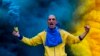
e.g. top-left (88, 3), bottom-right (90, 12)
top-left (48, 15), bottom-right (56, 19)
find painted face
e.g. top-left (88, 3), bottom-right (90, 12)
top-left (48, 15), bottom-right (57, 29)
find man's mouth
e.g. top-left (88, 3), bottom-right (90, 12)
top-left (50, 23), bottom-right (53, 25)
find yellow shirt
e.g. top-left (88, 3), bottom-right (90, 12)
top-left (22, 29), bottom-right (80, 56)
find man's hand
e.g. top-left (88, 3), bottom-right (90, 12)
top-left (79, 25), bottom-right (90, 40)
top-left (12, 27), bottom-right (20, 37)
top-left (12, 31), bottom-right (20, 37)
top-left (84, 25), bottom-right (90, 33)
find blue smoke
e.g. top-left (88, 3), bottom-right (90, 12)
top-left (0, 0), bottom-right (78, 56)
top-left (1, 0), bottom-right (78, 36)
top-left (16, 0), bottom-right (78, 36)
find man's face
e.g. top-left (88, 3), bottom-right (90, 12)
top-left (48, 15), bottom-right (57, 29)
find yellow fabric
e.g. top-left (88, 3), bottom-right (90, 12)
top-left (22, 29), bottom-right (80, 56)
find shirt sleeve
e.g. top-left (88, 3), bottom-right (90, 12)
top-left (66, 32), bottom-right (80, 45)
top-left (21, 32), bottom-right (43, 46)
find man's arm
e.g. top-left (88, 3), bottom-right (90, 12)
top-left (79, 25), bottom-right (90, 40)
top-left (21, 34), bottom-right (43, 46)
top-left (12, 27), bottom-right (43, 46)
top-left (66, 25), bottom-right (90, 44)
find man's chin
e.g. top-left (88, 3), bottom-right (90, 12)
top-left (49, 26), bottom-right (55, 29)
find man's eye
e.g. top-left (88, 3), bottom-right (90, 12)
top-left (48, 19), bottom-right (51, 21)
top-left (52, 18), bottom-right (55, 20)
top-left (48, 18), bottom-right (55, 21)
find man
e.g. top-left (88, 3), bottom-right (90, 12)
top-left (13, 15), bottom-right (90, 56)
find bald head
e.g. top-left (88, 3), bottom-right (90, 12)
top-left (48, 15), bottom-right (56, 19)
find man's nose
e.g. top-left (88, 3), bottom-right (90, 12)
top-left (51, 19), bottom-right (53, 22)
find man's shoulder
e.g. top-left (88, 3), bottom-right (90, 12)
top-left (59, 29), bottom-right (75, 36)
top-left (59, 29), bottom-right (67, 32)
top-left (38, 30), bottom-right (46, 35)
top-left (59, 29), bottom-right (69, 34)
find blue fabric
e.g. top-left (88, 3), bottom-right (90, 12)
top-left (45, 27), bottom-right (62, 47)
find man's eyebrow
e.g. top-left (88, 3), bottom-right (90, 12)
top-left (52, 18), bottom-right (56, 20)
